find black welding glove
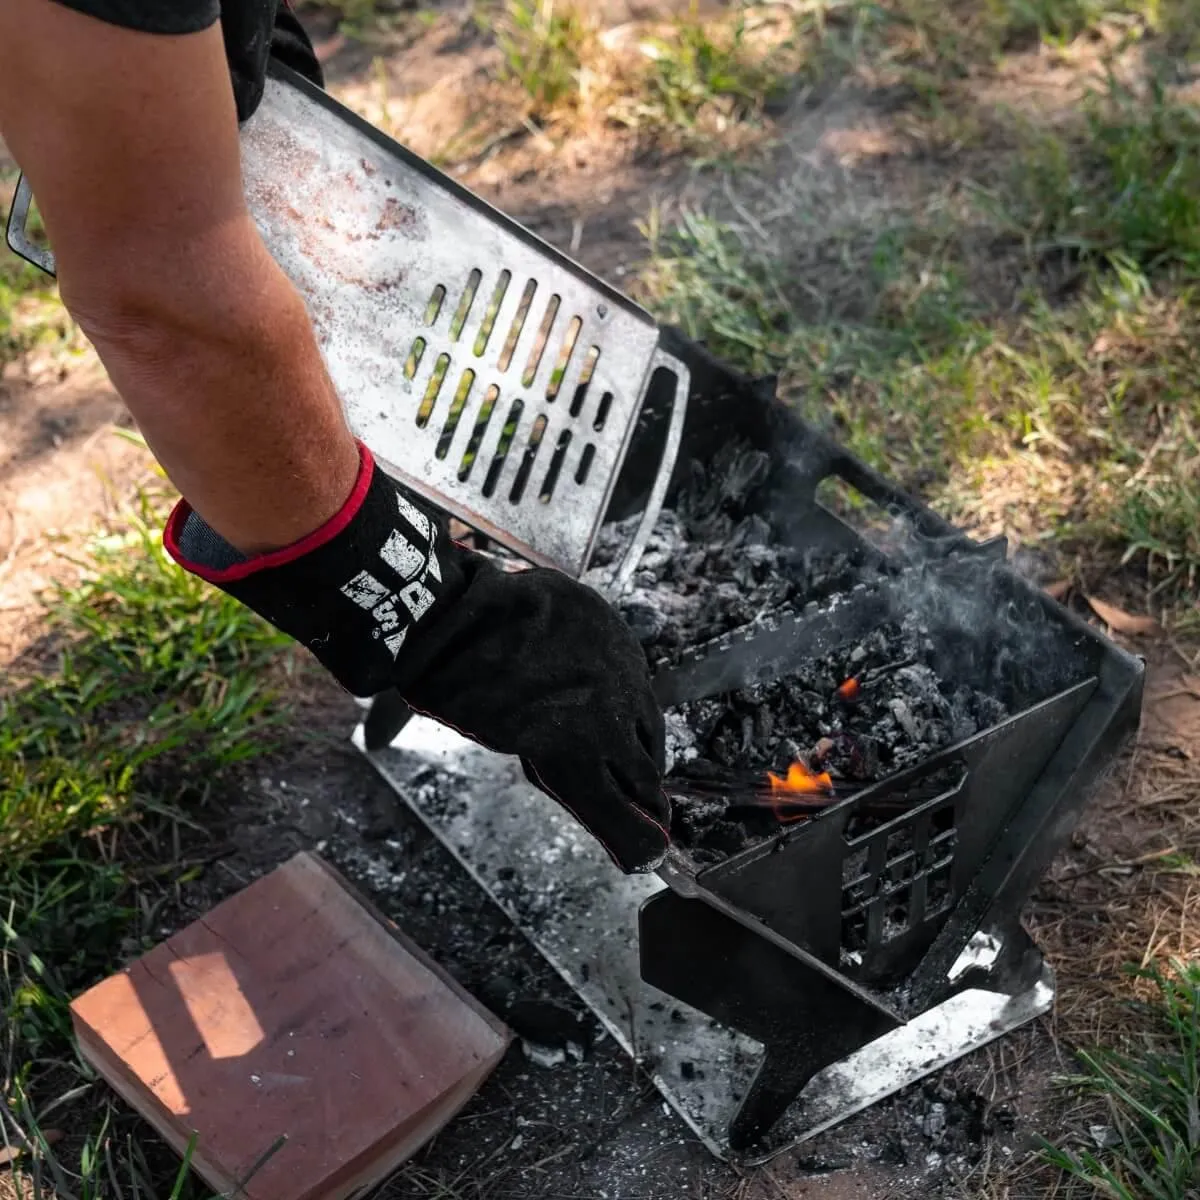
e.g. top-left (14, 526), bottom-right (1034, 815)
top-left (164, 443), bottom-right (671, 874)
top-left (223, 0), bottom-right (324, 124)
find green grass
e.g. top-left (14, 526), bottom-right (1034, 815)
top-left (486, 0), bottom-right (597, 117)
top-left (477, 1), bottom-right (801, 144)
top-left (1, 179), bottom-right (74, 367)
top-left (642, 209), bottom-right (1200, 599)
top-left (3, 497), bottom-right (290, 870)
top-left (293, 0), bottom-right (416, 36)
top-left (860, 0), bottom-right (1177, 70)
top-left (616, 6), bottom-right (794, 141)
top-left (1001, 74), bottom-right (1200, 270)
top-left (637, 27), bottom-right (1200, 605)
top-left (0, 248), bottom-right (67, 369)
top-left (1, 490), bottom-right (291, 1197)
top-left (1041, 959), bottom-right (1200, 1200)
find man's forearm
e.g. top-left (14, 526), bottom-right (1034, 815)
top-left (65, 214), bottom-right (359, 555)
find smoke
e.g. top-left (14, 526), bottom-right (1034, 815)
top-left (769, 432), bottom-right (1096, 708)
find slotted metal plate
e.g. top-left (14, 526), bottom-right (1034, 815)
top-left (238, 66), bottom-right (686, 579)
top-left (4, 65), bottom-right (687, 584)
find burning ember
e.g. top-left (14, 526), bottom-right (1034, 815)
top-left (835, 677), bottom-right (861, 701)
top-left (767, 761), bottom-right (834, 795)
top-left (763, 762), bottom-right (838, 825)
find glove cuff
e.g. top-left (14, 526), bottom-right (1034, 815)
top-left (164, 442), bottom-right (467, 697)
top-left (164, 442), bottom-right (375, 584)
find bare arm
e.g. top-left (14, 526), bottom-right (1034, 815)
top-left (0, 1), bottom-right (359, 553)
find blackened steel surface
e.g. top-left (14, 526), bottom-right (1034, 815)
top-left (612, 347), bottom-right (1145, 1145)
top-left (904, 639), bottom-right (1144, 1010)
top-left (687, 680), bottom-right (1096, 991)
top-left (639, 887), bottom-right (899, 1150)
top-left (651, 579), bottom-right (896, 703)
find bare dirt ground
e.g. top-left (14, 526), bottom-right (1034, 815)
top-left (3, 3), bottom-right (1198, 1197)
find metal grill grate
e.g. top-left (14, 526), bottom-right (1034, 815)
top-left (399, 276), bottom-right (610, 505)
top-left (235, 68), bottom-right (688, 586)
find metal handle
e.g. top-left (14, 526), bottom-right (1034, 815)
top-left (606, 346), bottom-right (690, 595)
top-left (5, 175), bottom-right (56, 277)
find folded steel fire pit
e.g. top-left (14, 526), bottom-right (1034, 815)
top-left (10, 69), bottom-right (1141, 1161)
top-left (359, 332), bottom-right (1142, 1159)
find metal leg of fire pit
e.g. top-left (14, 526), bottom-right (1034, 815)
top-left (363, 690), bottom-right (415, 753)
top-left (639, 888), bottom-right (900, 1150)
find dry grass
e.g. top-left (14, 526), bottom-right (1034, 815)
top-left (1031, 648), bottom-right (1200, 1045)
top-left (333, 3), bottom-right (808, 169)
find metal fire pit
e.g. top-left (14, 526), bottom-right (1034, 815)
top-left (362, 336), bottom-right (1144, 1160)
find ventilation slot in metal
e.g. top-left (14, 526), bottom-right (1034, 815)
top-left (498, 280), bottom-right (537, 372)
top-left (575, 443), bottom-right (596, 485)
top-left (459, 384), bottom-right (500, 482)
top-left (482, 399), bottom-right (524, 498)
top-left (424, 284), bottom-right (446, 326)
top-left (570, 347), bottom-right (600, 417)
top-left (539, 430), bottom-right (572, 502)
top-left (436, 369), bottom-right (475, 459)
top-left (510, 415), bottom-right (548, 503)
top-left (403, 336), bottom-right (426, 381)
top-left (474, 271), bottom-right (511, 357)
top-left (546, 317), bottom-right (582, 402)
top-left (417, 353), bottom-right (450, 427)
top-left (449, 269), bottom-right (482, 341)
top-left (593, 391), bottom-right (613, 431)
top-left (522, 296), bottom-right (561, 387)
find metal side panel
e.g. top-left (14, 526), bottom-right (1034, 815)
top-left (357, 718), bottom-right (1054, 1163)
top-left (240, 69), bottom-right (668, 577)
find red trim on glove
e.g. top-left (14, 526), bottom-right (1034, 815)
top-left (163, 441), bottom-right (375, 583)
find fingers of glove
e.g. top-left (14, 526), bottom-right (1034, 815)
top-left (520, 756), bottom-right (670, 874)
top-left (604, 754), bottom-right (671, 831)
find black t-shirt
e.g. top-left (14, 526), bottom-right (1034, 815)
top-left (50, 0), bottom-right (223, 36)
top-left (48, 0), bottom-right (322, 120)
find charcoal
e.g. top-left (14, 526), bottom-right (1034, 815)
top-left (665, 613), bottom-right (1009, 860)
top-left (587, 442), bottom-right (884, 663)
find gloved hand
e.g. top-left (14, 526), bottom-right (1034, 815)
top-left (164, 443), bottom-right (671, 873)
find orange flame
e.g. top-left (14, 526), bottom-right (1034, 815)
top-left (766, 761), bottom-right (835, 795)
top-left (836, 677), bottom-right (861, 701)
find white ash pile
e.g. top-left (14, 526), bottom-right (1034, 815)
top-left (588, 442), bottom-right (882, 664)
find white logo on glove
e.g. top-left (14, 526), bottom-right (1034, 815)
top-left (338, 490), bottom-right (444, 659)
top-left (379, 529), bottom-right (425, 581)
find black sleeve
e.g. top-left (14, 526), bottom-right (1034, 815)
top-left (47, 0), bottom-right (220, 35)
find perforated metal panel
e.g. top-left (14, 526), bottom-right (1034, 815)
top-left (5, 65), bottom-right (688, 586)
top-left (840, 783), bottom-right (961, 970)
top-left (239, 68), bottom-right (687, 583)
